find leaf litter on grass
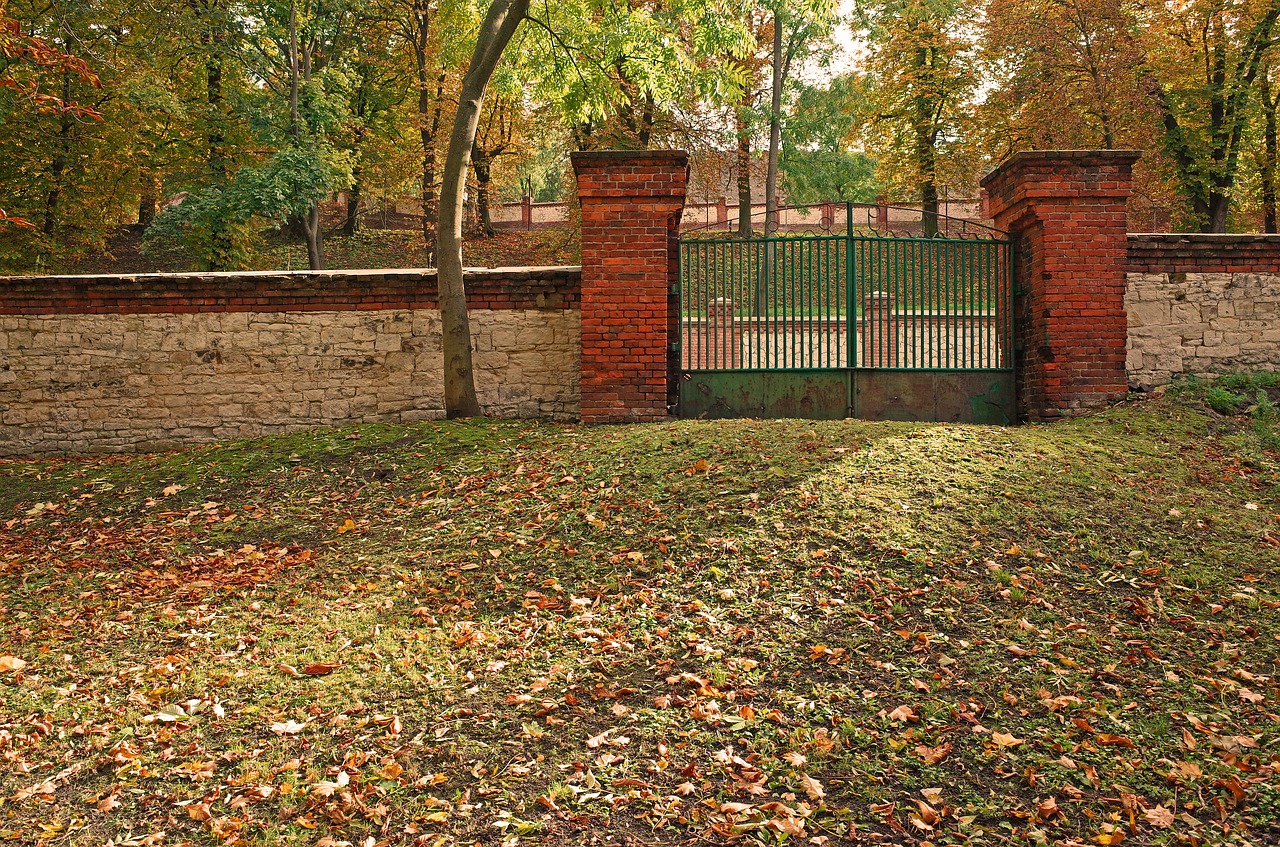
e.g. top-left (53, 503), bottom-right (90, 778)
top-left (0, 388), bottom-right (1277, 846)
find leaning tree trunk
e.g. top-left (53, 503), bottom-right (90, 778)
top-left (436, 0), bottom-right (529, 418)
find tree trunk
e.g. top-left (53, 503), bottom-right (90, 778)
top-left (344, 178), bottom-right (361, 236)
top-left (436, 0), bottom-right (529, 419)
top-left (735, 106), bottom-right (753, 237)
top-left (913, 46), bottom-right (939, 238)
top-left (43, 83), bottom-right (74, 237)
top-left (303, 202), bottom-right (323, 269)
top-left (202, 8), bottom-right (232, 270)
top-left (417, 64), bottom-right (446, 265)
top-left (139, 171), bottom-right (160, 227)
top-left (764, 13), bottom-right (783, 235)
top-left (472, 152), bottom-right (496, 237)
top-left (1264, 68), bottom-right (1278, 233)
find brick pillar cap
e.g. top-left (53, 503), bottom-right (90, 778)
top-left (979, 149), bottom-right (1142, 190)
top-left (571, 150), bottom-right (689, 172)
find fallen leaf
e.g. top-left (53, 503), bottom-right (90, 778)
top-left (783, 751), bottom-right (807, 768)
top-left (920, 787), bottom-right (943, 804)
top-left (155, 703), bottom-right (187, 722)
top-left (270, 719), bottom-right (307, 735)
top-left (1238, 688), bottom-right (1264, 704)
top-left (914, 742), bottom-right (952, 765)
top-left (1175, 761), bottom-right (1203, 780)
top-left (1096, 733), bottom-right (1135, 748)
top-left (799, 773), bottom-right (825, 801)
top-left (95, 795), bottom-right (121, 813)
top-left (1143, 805), bottom-right (1174, 828)
top-left (185, 802), bottom-right (212, 822)
top-left (992, 731), bottom-right (1023, 748)
top-left (0, 656), bottom-right (28, 673)
top-left (887, 705), bottom-right (917, 723)
top-left (302, 662), bottom-right (340, 676)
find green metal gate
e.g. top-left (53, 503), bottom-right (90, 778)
top-left (678, 204), bottom-right (1015, 423)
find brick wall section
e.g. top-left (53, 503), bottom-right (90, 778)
top-left (0, 266), bottom-right (580, 315)
top-left (572, 150), bottom-right (689, 423)
top-left (981, 150), bottom-right (1142, 420)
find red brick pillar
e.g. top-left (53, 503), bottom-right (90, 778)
top-left (521, 194), bottom-right (532, 230)
top-left (572, 150), bottom-right (689, 423)
top-left (980, 150), bottom-right (1140, 420)
top-left (716, 198), bottom-right (727, 227)
top-left (860, 291), bottom-right (898, 368)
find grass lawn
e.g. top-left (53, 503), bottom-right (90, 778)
top-left (1, 382), bottom-right (1278, 846)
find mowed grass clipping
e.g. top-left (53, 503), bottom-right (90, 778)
top-left (0, 383), bottom-right (1277, 847)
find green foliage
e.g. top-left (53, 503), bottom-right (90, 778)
top-left (780, 76), bottom-right (881, 203)
top-left (143, 146), bottom-right (351, 269)
top-left (141, 187), bottom-right (259, 271)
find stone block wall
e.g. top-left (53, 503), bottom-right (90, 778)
top-left (1126, 234), bottom-right (1280, 388)
top-left (0, 267), bottom-right (581, 456)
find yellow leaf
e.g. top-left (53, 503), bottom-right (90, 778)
top-left (337, 519), bottom-right (356, 533)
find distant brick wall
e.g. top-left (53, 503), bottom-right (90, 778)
top-left (1126, 234), bottom-right (1280, 387)
top-left (0, 267), bottom-right (581, 456)
top-left (981, 150), bottom-right (1142, 420)
top-left (573, 150), bottom-right (689, 423)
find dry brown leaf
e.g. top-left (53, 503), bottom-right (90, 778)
top-left (0, 656), bottom-right (27, 673)
top-left (799, 773), bottom-right (826, 801)
top-left (992, 731), bottom-right (1023, 748)
top-left (887, 705), bottom-right (917, 723)
top-left (1096, 733), bottom-right (1135, 748)
top-left (914, 742), bottom-right (952, 765)
top-left (1238, 688), bottom-right (1264, 704)
top-left (1143, 805), bottom-right (1174, 828)
top-left (185, 802), bottom-right (212, 822)
top-left (302, 662), bottom-right (340, 676)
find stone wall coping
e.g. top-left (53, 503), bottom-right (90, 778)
top-left (1128, 233), bottom-right (1280, 245)
top-left (0, 266), bottom-right (582, 286)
